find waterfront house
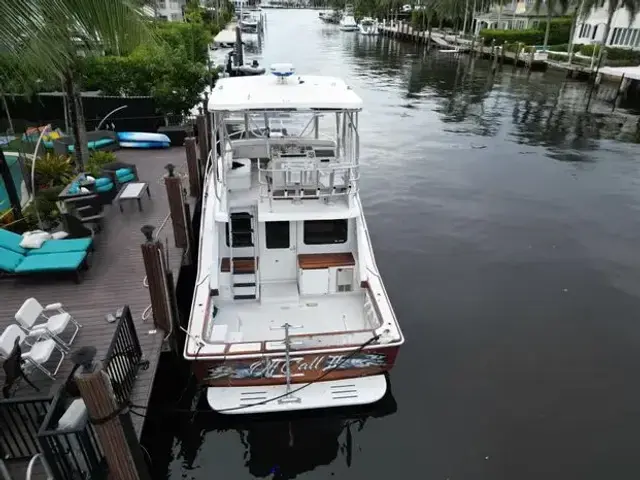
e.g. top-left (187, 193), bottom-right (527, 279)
top-left (474, 0), bottom-right (568, 34)
top-left (574, 2), bottom-right (640, 50)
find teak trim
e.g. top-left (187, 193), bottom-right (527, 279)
top-left (297, 252), bottom-right (356, 270)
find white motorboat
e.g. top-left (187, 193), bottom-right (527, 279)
top-left (185, 63), bottom-right (404, 415)
top-left (358, 17), bottom-right (379, 35)
top-left (339, 4), bottom-right (358, 31)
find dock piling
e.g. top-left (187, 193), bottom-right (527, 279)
top-left (140, 225), bottom-right (174, 333)
top-left (185, 137), bottom-right (201, 198)
top-left (163, 164), bottom-right (189, 249)
top-left (75, 358), bottom-right (151, 480)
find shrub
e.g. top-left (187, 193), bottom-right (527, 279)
top-left (481, 19), bottom-right (572, 46)
top-left (27, 153), bottom-right (74, 190)
top-left (481, 29), bottom-right (544, 45)
top-left (86, 151), bottom-right (117, 177)
top-left (549, 43), bottom-right (568, 52)
top-left (579, 44), bottom-right (600, 57)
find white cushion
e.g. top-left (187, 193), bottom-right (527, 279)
top-left (80, 187), bottom-right (90, 193)
top-left (46, 312), bottom-right (71, 333)
top-left (23, 338), bottom-right (56, 364)
top-left (57, 399), bottom-right (88, 430)
top-left (51, 231), bottom-right (69, 240)
top-left (85, 176), bottom-right (95, 183)
top-left (19, 231), bottom-right (52, 249)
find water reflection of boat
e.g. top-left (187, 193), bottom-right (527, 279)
top-left (198, 380), bottom-right (398, 478)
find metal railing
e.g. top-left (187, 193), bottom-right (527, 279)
top-left (103, 306), bottom-right (145, 408)
top-left (0, 396), bottom-right (52, 461)
top-left (37, 385), bottom-right (105, 480)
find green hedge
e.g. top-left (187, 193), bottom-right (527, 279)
top-left (480, 18), bottom-right (572, 46)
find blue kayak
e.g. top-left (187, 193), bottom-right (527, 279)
top-left (119, 141), bottom-right (171, 149)
top-left (117, 132), bottom-right (171, 145)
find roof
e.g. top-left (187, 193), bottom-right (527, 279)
top-left (208, 73), bottom-right (363, 111)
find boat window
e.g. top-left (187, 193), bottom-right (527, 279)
top-left (266, 221), bottom-right (290, 249)
top-left (225, 213), bottom-right (253, 247)
top-left (303, 220), bottom-right (348, 245)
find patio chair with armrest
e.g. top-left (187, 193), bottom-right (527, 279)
top-left (2, 336), bottom-right (40, 398)
top-left (61, 213), bottom-right (95, 239)
top-left (101, 162), bottom-right (139, 188)
top-left (0, 324), bottom-right (65, 384)
top-left (15, 298), bottom-right (82, 353)
top-left (63, 194), bottom-right (105, 233)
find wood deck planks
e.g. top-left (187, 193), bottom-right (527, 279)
top-left (0, 147), bottom-right (189, 477)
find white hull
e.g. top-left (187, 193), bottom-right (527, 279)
top-left (207, 374), bottom-right (387, 414)
top-left (187, 67), bottom-right (404, 415)
top-left (340, 24), bottom-right (359, 31)
top-left (358, 26), bottom-right (379, 35)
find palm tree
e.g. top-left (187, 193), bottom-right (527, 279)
top-left (583, 0), bottom-right (640, 67)
top-left (0, 0), bottom-right (153, 169)
top-left (533, 0), bottom-right (571, 50)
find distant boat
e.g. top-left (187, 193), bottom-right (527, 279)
top-left (339, 5), bottom-right (358, 31)
top-left (358, 17), bottom-right (379, 35)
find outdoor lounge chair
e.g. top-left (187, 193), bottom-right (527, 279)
top-left (0, 228), bottom-right (93, 256)
top-left (0, 246), bottom-right (90, 282)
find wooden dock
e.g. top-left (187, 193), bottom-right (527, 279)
top-left (379, 21), bottom-right (548, 70)
top-left (0, 147), bottom-right (189, 479)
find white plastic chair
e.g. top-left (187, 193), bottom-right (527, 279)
top-left (0, 325), bottom-right (65, 380)
top-left (14, 298), bottom-right (82, 353)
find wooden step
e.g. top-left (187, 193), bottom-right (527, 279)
top-left (298, 252), bottom-right (355, 270)
top-left (221, 257), bottom-right (258, 273)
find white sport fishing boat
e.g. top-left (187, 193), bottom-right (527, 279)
top-left (358, 17), bottom-right (379, 35)
top-left (339, 4), bottom-right (358, 31)
top-left (185, 63), bottom-right (404, 414)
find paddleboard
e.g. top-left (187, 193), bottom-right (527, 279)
top-left (117, 132), bottom-right (171, 144)
top-left (119, 141), bottom-right (171, 149)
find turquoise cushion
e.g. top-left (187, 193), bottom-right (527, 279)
top-left (26, 238), bottom-right (93, 256)
top-left (96, 183), bottom-right (114, 193)
top-left (0, 229), bottom-right (27, 255)
top-left (68, 181), bottom-right (80, 195)
top-left (115, 168), bottom-right (133, 177)
top-left (92, 138), bottom-right (114, 148)
top-left (117, 173), bottom-right (135, 184)
top-left (0, 246), bottom-right (24, 272)
top-left (95, 177), bottom-right (111, 187)
top-left (15, 251), bottom-right (86, 273)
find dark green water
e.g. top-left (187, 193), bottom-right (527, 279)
top-left (143, 9), bottom-right (640, 480)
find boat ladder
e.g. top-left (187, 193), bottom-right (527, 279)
top-left (228, 207), bottom-right (259, 301)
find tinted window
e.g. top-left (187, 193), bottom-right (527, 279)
top-left (266, 221), bottom-right (290, 249)
top-left (303, 220), bottom-right (348, 245)
top-left (225, 213), bottom-right (253, 247)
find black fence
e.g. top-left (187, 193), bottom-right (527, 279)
top-left (104, 305), bottom-right (146, 407)
top-left (0, 305), bottom-right (147, 479)
top-left (0, 396), bottom-right (52, 460)
top-left (37, 384), bottom-right (107, 480)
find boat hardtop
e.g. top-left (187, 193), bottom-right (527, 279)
top-left (208, 66), bottom-right (363, 111)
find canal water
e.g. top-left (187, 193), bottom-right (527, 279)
top-left (142, 9), bottom-right (640, 480)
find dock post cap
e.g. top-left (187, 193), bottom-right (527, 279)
top-left (165, 163), bottom-right (176, 177)
top-left (71, 346), bottom-right (97, 371)
top-left (141, 224), bottom-right (155, 242)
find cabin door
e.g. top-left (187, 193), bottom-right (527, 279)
top-left (260, 221), bottom-right (297, 282)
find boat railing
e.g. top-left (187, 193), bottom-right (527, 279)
top-left (256, 159), bottom-right (360, 206)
